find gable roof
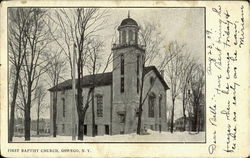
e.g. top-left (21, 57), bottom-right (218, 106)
top-left (48, 66), bottom-right (169, 92)
top-left (144, 66), bottom-right (170, 90)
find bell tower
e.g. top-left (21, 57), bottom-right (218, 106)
top-left (111, 13), bottom-right (145, 135)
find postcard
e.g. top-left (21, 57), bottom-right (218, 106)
top-left (0, 0), bottom-right (249, 157)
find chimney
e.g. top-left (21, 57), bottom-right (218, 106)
top-left (160, 70), bottom-right (164, 78)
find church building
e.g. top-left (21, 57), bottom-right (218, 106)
top-left (49, 15), bottom-right (169, 136)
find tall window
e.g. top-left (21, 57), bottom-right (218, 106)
top-left (122, 30), bottom-right (126, 44)
top-left (96, 95), bottom-right (103, 117)
top-left (148, 93), bottom-right (155, 118)
top-left (137, 78), bottom-right (140, 94)
top-left (136, 55), bottom-right (140, 93)
top-left (159, 95), bottom-right (162, 118)
top-left (137, 55), bottom-right (140, 75)
top-left (129, 30), bottom-right (133, 42)
top-left (135, 32), bottom-right (138, 44)
top-left (62, 98), bottom-right (65, 117)
top-left (121, 54), bottom-right (124, 75)
top-left (121, 54), bottom-right (124, 93)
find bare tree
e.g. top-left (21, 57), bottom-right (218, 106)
top-left (8, 8), bottom-right (34, 142)
top-left (180, 53), bottom-right (196, 131)
top-left (189, 64), bottom-right (205, 133)
top-left (136, 21), bottom-right (161, 134)
top-left (34, 84), bottom-right (47, 135)
top-left (46, 50), bottom-right (67, 137)
top-left (136, 23), bottom-right (179, 134)
top-left (48, 8), bottom-right (109, 140)
top-left (165, 41), bottom-right (186, 133)
top-left (18, 8), bottom-right (50, 140)
top-left (85, 38), bottom-right (104, 137)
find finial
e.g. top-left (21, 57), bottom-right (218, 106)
top-left (128, 10), bottom-right (130, 18)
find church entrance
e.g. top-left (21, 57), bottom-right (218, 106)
top-left (118, 113), bottom-right (125, 134)
top-left (105, 125), bottom-right (109, 135)
top-left (84, 125), bottom-right (87, 135)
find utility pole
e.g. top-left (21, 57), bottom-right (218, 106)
top-left (72, 43), bottom-right (76, 140)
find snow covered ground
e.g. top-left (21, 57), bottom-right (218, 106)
top-left (13, 130), bottom-right (205, 142)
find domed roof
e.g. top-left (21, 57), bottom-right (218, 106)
top-left (120, 18), bottom-right (138, 26)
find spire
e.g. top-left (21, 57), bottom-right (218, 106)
top-left (128, 10), bottom-right (130, 18)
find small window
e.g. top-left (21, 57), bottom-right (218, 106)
top-left (118, 114), bottom-right (125, 123)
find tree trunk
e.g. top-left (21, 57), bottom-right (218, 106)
top-left (91, 89), bottom-right (95, 137)
top-left (192, 103), bottom-right (198, 132)
top-left (182, 85), bottom-right (187, 131)
top-left (24, 84), bottom-right (32, 140)
top-left (36, 104), bottom-right (40, 136)
top-left (78, 112), bottom-right (84, 140)
top-left (196, 103), bottom-right (200, 133)
top-left (53, 92), bottom-right (57, 137)
top-left (183, 114), bottom-right (186, 131)
top-left (77, 88), bottom-right (94, 140)
top-left (182, 96), bottom-right (186, 131)
top-left (9, 73), bottom-right (20, 142)
top-left (170, 98), bottom-right (175, 133)
top-left (137, 69), bottom-right (145, 135)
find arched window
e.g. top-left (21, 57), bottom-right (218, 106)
top-left (148, 93), bottom-right (156, 118)
top-left (150, 77), bottom-right (155, 87)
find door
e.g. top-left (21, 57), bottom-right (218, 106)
top-left (105, 125), bottom-right (109, 135)
top-left (84, 125), bottom-right (87, 135)
top-left (95, 125), bottom-right (98, 135)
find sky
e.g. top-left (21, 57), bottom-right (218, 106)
top-left (100, 8), bottom-right (205, 67)
top-left (27, 7), bottom-right (205, 120)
